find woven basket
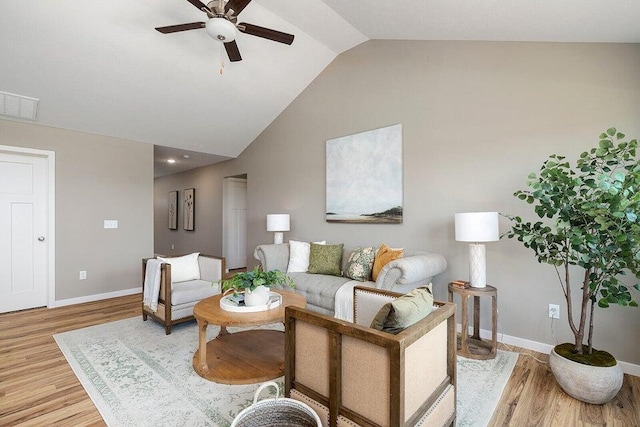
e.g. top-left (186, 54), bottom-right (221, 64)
top-left (231, 382), bottom-right (321, 427)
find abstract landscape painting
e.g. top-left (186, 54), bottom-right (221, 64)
top-left (326, 124), bottom-right (403, 223)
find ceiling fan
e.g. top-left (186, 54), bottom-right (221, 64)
top-left (155, 0), bottom-right (295, 62)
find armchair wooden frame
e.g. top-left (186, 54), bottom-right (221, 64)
top-left (285, 286), bottom-right (457, 427)
top-left (141, 254), bottom-right (225, 334)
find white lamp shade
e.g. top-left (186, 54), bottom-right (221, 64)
top-left (267, 214), bottom-right (290, 232)
top-left (205, 18), bottom-right (237, 42)
top-left (455, 212), bottom-right (499, 242)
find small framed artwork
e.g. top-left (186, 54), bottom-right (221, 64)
top-left (183, 188), bottom-right (195, 231)
top-left (168, 191), bottom-right (178, 230)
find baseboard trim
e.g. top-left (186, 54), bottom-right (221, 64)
top-left (457, 323), bottom-right (640, 377)
top-left (52, 287), bottom-right (141, 308)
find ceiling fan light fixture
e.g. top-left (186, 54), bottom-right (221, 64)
top-left (205, 17), bottom-right (236, 42)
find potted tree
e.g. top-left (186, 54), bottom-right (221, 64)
top-left (507, 127), bottom-right (640, 404)
top-left (219, 266), bottom-right (294, 306)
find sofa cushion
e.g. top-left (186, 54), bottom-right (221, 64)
top-left (370, 285), bottom-right (434, 334)
top-left (171, 279), bottom-right (218, 305)
top-left (157, 252), bottom-right (200, 283)
top-left (345, 246), bottom-right (376, 282)
top-left (287, 240), bottom-right (326, 273)
top-left (308, 243), bottom-right (344, 276)
top-left (285, 272), bottom-right (351, 313)
top-left (372, 244), bottom-right (403, 281)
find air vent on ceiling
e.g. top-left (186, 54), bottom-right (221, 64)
top-left (0, 91), bottom-right (39, 121)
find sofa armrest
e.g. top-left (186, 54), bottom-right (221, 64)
top-left (254, 244), bottom-right (290, 272)
top-left (198, 254), bottom-right (225, 283)
top-left (375, 253), bottom-right (447, 292)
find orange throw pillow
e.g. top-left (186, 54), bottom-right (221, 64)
top-left (372, 243), bottom-right (404, 281)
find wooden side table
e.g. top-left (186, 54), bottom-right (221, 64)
top-left (448, 283), bottom-right (497, 360)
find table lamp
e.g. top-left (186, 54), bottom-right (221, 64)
top-left (267, 214), bottom-right (290, 244)
top-left (455, 212), bottom-right (499, 288)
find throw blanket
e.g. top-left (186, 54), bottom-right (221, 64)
top-left (143, 259), bottom-right (162, 312)
top-left (333, 280), bottom-right (364, 322)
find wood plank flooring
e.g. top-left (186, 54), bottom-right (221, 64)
top-left (1, 294), bottom-right (639, 426)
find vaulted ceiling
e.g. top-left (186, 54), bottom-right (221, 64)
top-left (1, 0), bottom-right (639, 171)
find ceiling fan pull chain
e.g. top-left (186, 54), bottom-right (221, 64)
top-left (219, 43), bottom-right (225, 75)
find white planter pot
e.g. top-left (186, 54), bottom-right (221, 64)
top-left (549, 347), bottom-right (623, 404)
top-left (244, 285), bottom-right (270, 306)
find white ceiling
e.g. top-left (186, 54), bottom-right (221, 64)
top-left (1, 0), bottom-right (638, 175)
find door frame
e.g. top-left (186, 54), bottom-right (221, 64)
top-left (222, 176), bottom-right (247, 272)
top-left (0, 144), bottom-right (56, 308)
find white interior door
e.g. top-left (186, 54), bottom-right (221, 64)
top-left (223, 177), bottom-right (247, 270)
top-left (0, 151), bottom-right (49, 312)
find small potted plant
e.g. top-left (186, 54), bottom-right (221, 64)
top-left (218, 266), bottom-right (294, 306)
top-left (507, 127), bottom-right (640, 404)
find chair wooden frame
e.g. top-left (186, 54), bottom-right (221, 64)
top-left (285, 286), bottom-right (457, 427)
top-left (141, 254), bottom-right (225, 334)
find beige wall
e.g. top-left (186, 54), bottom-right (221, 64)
top-left (155, 40), bottom-right (640, 364)
top-left (154, 166), bottom-right (227, 257)
top-left (1, 119), bottom-right (154, 301)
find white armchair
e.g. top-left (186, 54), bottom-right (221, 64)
top-left (142, 253), bottom-right (225, 334)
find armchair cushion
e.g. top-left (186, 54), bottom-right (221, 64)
top-left (157, 252), bottom-right (200, 283)
top-left (370, 285), bottom-right (435, 334)
top-left (170, 280), bottom-right (220, 305)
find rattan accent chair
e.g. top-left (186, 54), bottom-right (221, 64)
top-left (142, 254), bottom-right (225, 334)
top-left (284, 286), bottom-right (456, 427)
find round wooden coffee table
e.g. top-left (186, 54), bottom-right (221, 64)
top-left (192, 289), bottom-right (306, 384)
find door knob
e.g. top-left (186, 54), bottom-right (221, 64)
top-left (38, 236), bottom-right (45, 241)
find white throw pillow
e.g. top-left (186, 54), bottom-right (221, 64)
top-left (157, 252), bottom-right (200, 283)
top-left (287, 240), bottom-right (325, 273)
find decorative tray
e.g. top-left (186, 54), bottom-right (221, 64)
top-left (219, 291), bottom-right (282, 313)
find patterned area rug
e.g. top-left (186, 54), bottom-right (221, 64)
top-left (54, 317), bottom-right (517, 427)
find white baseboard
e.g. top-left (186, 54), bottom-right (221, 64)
top-left (52, 287), bottom-right (141, 308)
top-left (457, 323), bottom-right (640, 377)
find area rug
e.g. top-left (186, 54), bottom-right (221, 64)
top-left (54, 318), bottom-right (517, 427)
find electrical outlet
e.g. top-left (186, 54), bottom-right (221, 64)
top-left (79, 270), bottom-right (87, 280)
top-left (549, 303), bottom-right (560, 319)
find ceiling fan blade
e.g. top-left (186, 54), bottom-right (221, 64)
top-left (186, 0), bottom-right (212, 13)
top-left (224, 40), bottom-right (242, 62)
top-left (225, 0), bottom-right (252, 15)
top-left (155, 22), bottom-right (206, 34)
top-left (238, 22), bottom-right (294, 45)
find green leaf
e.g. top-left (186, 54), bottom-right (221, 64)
top-left (630, 301), bottom-right (639, 307)
top-left (616, 132), bottom-right (625, 140)
top-left (606, 127), bottom-right (616, 136)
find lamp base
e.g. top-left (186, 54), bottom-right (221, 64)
top-left (468, 243), bottom-right (487, 288)
top-left (273, 232), bottom-right (284, 245)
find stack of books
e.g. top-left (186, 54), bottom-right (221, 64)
top-left (451, 280), bottom-right (469, 289)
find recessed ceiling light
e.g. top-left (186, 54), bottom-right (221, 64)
top-left (183, 155), bottom-right (190, 159)
top-left (167, 159), bottom-right (176, 164)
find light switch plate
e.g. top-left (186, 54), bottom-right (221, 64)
top-left (104, 220), bottom-right (118, 229)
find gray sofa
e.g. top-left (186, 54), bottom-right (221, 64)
top-left (254, 244), bottom-right (447, 316)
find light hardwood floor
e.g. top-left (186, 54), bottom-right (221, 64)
top-left (1, 294), bottom-right (639, 426)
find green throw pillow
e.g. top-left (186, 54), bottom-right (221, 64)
top-left (345, 246), bottom-right (376, 282)
top-left (307, 243), bottom-right (344, 276)
top-left (370, 285), bottom-right (435, 334)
